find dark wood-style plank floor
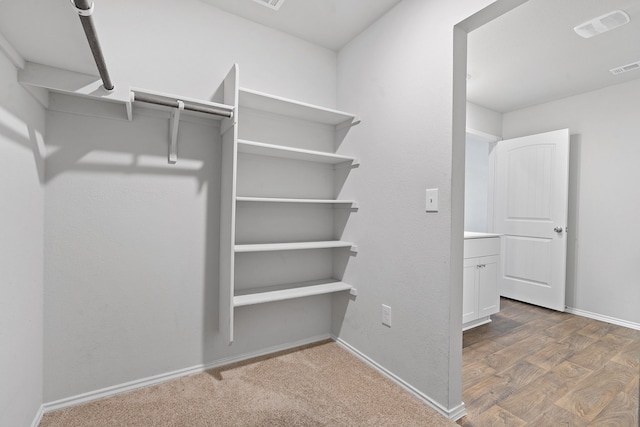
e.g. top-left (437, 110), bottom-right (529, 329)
top-left (458, 298), bottom-right (639, 426)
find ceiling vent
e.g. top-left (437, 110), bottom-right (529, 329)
top-left (252, 0), bottom-right (285, 11)
top-left (610, 61), bottom-right (640, 75)
top-left (574, 10), bottom-right (630, 38)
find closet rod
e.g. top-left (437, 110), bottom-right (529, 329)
top-left (71, 0), bottom-right (114, 92)
top-left (132, 92), bottom-right (234, 118)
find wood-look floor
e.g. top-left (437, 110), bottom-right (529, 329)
top-left (458, 298), bottom-right (640, 426)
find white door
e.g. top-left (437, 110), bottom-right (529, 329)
top-left (493, 129), bottom-right (570, 311)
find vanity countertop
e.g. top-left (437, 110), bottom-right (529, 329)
top-left (464, 231), bottom-right (502, 239)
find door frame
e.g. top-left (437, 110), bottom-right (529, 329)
top-left (451, 0), bottom-right (530, 419)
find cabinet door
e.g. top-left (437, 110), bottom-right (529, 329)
top-left (478, 254), bottom-right (500, 317)
top-left (463, 257), bottom-right (479, 323)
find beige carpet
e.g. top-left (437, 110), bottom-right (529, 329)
top-left (40, 340), bottom-right (458, 426)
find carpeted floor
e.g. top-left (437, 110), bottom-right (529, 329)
top-left (40, 340), bottom-right (458, 426)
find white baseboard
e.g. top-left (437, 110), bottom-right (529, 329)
top-left (30, 404), bottom-right (44, 427)
top-left (334, 337), bottom-right (466, 420)
top-left (565, 307), bottom-right (640, 331)
top-left (43, 333), bottom-right (331, 413)
top-left (462, 316), bottom-right (491, 331)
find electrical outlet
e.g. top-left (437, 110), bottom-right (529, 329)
top-left (382, 304), bottom-right (392, 327)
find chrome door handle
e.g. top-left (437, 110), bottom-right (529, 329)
top-left (554, 226), bottom-right (563, 233)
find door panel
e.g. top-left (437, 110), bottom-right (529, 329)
top-left (463, 258), bottom-right (478, 324)
top-left (494, 129), bottom-right (570, 311)
top-left (478, 255), bottom-right (500, 317)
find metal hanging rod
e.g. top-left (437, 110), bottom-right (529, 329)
top-left (68, 1), bottom-right (233, 120)
top-left (132, 91), bottom-right (234, 119)
top-left (70, 0), bottom-right (114, 92)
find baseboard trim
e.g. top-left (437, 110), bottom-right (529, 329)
top-left (462, 316), bottom-right (491, 331)
top-left (334, 337), bottom-right (466, 420)
top-left (30, 404), bottom-right (44, 427)
top-left (565, 307), bottom-right (640, 331)
top-left (43, 333), bottom-right (332, 413)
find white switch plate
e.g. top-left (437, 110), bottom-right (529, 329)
top-left (382, 304), bottom-right (391, 327)
top-left (426, 188), bottom-right (438, 212)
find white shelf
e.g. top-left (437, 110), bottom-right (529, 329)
top-left (236, 196), bottom-right (357, 206)
top-left (239, 87), bottom-right (357, 126)
top-left (234, 281), bottom-right (353, 307)
top-left (238, 140), bottom-right (357, 165)
top-left (235, 240), bottom-right (355, 253)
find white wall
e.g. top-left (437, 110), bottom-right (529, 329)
top-left (464, 133), bottom-right (491, 232)
top-left (94, 0), bottom-right (337, 108)
top-left (502, 78), bottom-right (640, 326)
top-left (0, 49), bottom-right (45, 426)
top-left (467, 101), bottom-right (502, 136)
top-left (41, 3), bottom-right (341, 402)
top-left (465, 102), bottom-right (502, 232)
top-left (335, 0), bottom-right (496, 415)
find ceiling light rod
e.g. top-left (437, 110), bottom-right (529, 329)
top-left (70, 0), bottom-right (114, 92)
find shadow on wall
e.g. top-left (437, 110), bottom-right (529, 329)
top-left (0, 104), bottom-right (45, 184)
top-left (42, 95), bottom-right (223, 400)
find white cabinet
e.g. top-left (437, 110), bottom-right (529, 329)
top-left (219, 65), bottom-right (360, 342)
top-left (463, 234), bottom-right (501, 330)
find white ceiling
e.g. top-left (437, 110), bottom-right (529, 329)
top-left (0, 0), bottom-right (638, 113)
top-left (200, 0), bottom-right (402, 51)
top-left (467, 0), bottom-right (640, 112)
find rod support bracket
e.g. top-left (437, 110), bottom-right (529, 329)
top-left (169, 100), bottom-right (185, 164)
top-left (70, 0), bottom-right (94, 16)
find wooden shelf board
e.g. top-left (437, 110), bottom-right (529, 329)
top-left (234, 281), bottom-right (352, 307)
top-left (235, 240), bottom-right (354, 253)
top-left (236, 196), bottom-right (356, 205)
top-left (238, 140), bottom-right (356, 165)
top-left (239, 87), bottom-right (356, 126)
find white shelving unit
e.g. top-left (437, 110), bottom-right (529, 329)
top-left (234, 281), bottom-right (353, 307)
top-left (219, 65), bottom-right (360, 342)
top-left (238, 87), bottom-right (358, 126)
top-left (235, 240), bottom-right (356, 253)
top-left (237, 140), bottom-right (358, 165)
top-left (236, 196), bottom-right (357, 206)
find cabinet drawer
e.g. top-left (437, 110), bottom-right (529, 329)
top-left (464, 237), bottom-right (500, 258)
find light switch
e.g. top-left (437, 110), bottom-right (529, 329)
top-left (426, 188), bottom-right (438, 212)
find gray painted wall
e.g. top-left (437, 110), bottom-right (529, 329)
top-left (503, 78), bottom-right (640, 326)
top-left (42, 2), bottom-right (340, 402)
top-left (335, 0), bottom-right (496, 413)
top-left (467, 102), bottom-right (503, 137)
top-left (93, 0), bottom-right (338, 109)
top-left (464, 102), bottom-right (502, 232)
top-left (465, 134), bottom-right (491, 232)
top-left (43, 97), bottom-right (335, 402)
top-left (0, 49), bottom-right (45, 426)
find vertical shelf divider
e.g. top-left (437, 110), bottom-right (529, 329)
top-left (219, 64), bottom-right (239, 343)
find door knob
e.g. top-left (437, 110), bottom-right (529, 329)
top-left (554, 226), bottom-right (563, 233)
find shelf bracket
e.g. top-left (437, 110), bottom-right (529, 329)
top-left (125, 91), bottom-right (134, 121)
top-left (169, 100), bottom-right (184, 164)
top-left (336, 116), bottom-right (362, 132)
